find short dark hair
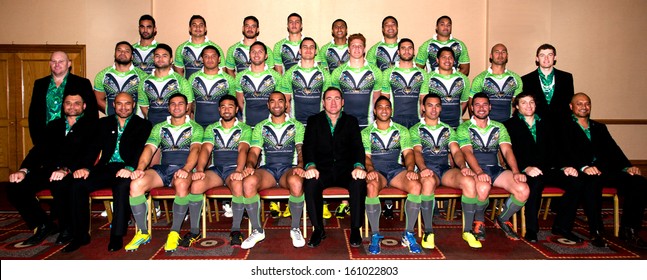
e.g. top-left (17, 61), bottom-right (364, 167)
top-left (139, 14), bottom-right (156, 27)
top-left (200, 45), bottom-right (220, 58)
top-left (115, 41), bottom-right (133, 54)
top-left (512, 91), bottom-right (535, 107)
top-left (472, 92), bottom-right (490, 103)
top-left (374, 95), bottom-right (391, 107)
top-left (268, 91), bottom-right (286, 102)
top-left (154, 43), bottom-right (173, 58)
top-left (189, 15), bottom-right (206, 26)
top-left (535, 43), bottom-right (557, 66)
top-left (332, 19), bottom-right (347, 29)
top-left (436, 47), bottom-right (455, 60)
top-left (219, 94), bottom-right (239, 108)
top-left (168, 93), bottom-right (187, 104)
top-left (63, 92), bottom-right (85, 103)
top-left (382, 16), bottom-right (398, 27)
top-left (422, 93), bottom-right (442, 105)
top-left (250, 41), bottom-right (268, 53)
top-left (244, 15), bottom-right (259, 27)
top-left (436, 15), bottom-right (452, 26)
top-left (287, 13), bottom-right (302, 22)
top-left (398, 38), bottom-right (414, 50)
top-left (300, 37), bottom-right (317, 49)
top-left (323, 87), bottom-right (343, 100)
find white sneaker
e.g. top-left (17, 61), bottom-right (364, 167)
top-left (155, 206), bottom-right (161, 218)
top-left (101, 202), bottom-right (114, 217)
top-left (290, 228), bottom-right (305, 248)
top-left (223, 203), bottom-right (233, 218)
top-left (241, 229), bottom-right (265, 249)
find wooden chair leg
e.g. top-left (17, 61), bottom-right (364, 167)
top-left (521, 206), bottom-right (526, 237)
top-left (512, 212), bottom-right (518, 232)
top-left (417, 211), bottom-right (422, 237)
top-left (490, 199), bottom-right (498, 220)
top-left (214, 199), bottom-right (219, 222)
top-left (152, 199), bottom-right (159, 224)
top-left (302, 201), bottom-right (307, 239)
top-left (163, 200), bottom-right (171, 223)
top-left (206, 199), bottom-right (212, 223)
top-left (543, 198), bottom-right (552, 220)
top-left (103, 200), bottom-right (113, 223)
top-left (400, 198), bottom-right (405, 222)
top-left (613, 194), bottom-right (619, 237)
top-left (538, 198), bottom-right (544, 218)
top-left (202, 197), bottom-right (207, 239)
top-left (364, 212), bottom-right (369, 237)
top-left (261, 199), bottom-right (266, 222)
top-left (147, 196), bottom-right (152, 235)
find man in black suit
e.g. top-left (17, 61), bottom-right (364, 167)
top-left (302, 87), bottom-right (367, 248)
top-left (29, 51), bottom-right (98, 147)
top-left (68, 92), bottom-right (151, 252)
top-left (8, 92), bottom-right (98, 248)
top-left (560, 93), bottom-right (647, 249)
top-left (521, 44), bottom-right (574, 125)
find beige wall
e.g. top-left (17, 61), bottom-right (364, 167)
top-left (1, 0), bottom-right (646, 158)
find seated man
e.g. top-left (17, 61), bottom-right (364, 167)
top-left (125, 93), bottom-right (203, 252)
top-left (363, 96), bottom-right (422, 254)
top-left (411, 93), bottom-right (482, 249)
top-left (240, 92), bottom-right (306, 249)
top-left (457, 92), bottom-right (529, 242)
top-left (8, 92), bottom-right (97, 249)
top-left (186, 95), bottom-right (251, 247)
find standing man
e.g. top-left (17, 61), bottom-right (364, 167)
top-left (224, 16), bottom-right (275, 77)
top-left (138, 43), bottom-right (193, 125)
top-left (457, 92), bottom-right (529, 242)
top-left (281, 37), bottom-right (331, 125)
top-left (381, 38), bottom-right (428, 128)
top-left (235, 41), bottom-right (282, 127)
top-left (74, 92), bottom-right (151, 252)
top-left (174, 15), bottom-right (225, 79)
top-left (188, 46), bottom-right (236, 127)
top-left (366, 16), bottom-right (400, 72)
top-left (317, 19), bottom-right (349, 73)
top-left (302, 87), bottom-right (367, 248)
top-left (125, 93), bottom-right (203, 252)
top-left (416, 16), bottom-right (470, 76)
top-left (470, 44), bottom-right (523, 123)
top-left (331, 33), bottom-right (382, 128)
top-left (273, 13), bottom-right (306, 74)
top-left (29, 51), bottom-right (98, 146)
top-left (240, 92), bottom-right (307, 249)
top-left (411, 93), bottom-right (482, 249)
top-left (132, 14), bottom-right (158, 74)
top-left (94, 41), bottom-right (148, 116)
top-left (9, 92), bottom-right (97, 249)
top-left (427, 47), bottom-right (471, 129)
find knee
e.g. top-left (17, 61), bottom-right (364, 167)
top-left (408, 181), bottom-right (421, 196)
top-left (515, 183), bottom-right (530, 201)
top-left (461, 179), bottom-right (477, 198)
top-left (366, 182), bottom-right (380, 198)
top-left (129, 179), bottom-right (146, 197)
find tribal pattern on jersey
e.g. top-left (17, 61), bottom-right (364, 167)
top-left (375, 45), bottom-right (400, 71)
top-left (390, 71), bottom-right (424, 96)
top-left (364, 127), bottom-right (405, 172)
top-left (413, 124), bottom-right (454, 167)
top-left (159, 126), bottom-right (193, 165)
top-left (325, 47), bottom-right (349, 73)
top-left (211, 128), bottom-right (242, 166)
top-left (291, 70), bottom-right (325, 123)
top-left (104, 74), bottom-right (140, 112)
top-left (192, 77), bottom-right (231, 101)
top-left (456, 121), bottom-right (508, 167)
top-left (132, 46), bottom-right (155, 74)
top-left (232, 47), bottom-right (251, 73)
top-left (340, 70), bottom-right (376, 125)
top-left (483, 76), bottom-right (518, 122)
top-left (241, 75), bottom-right (276, 98)
top-left (180, 46), bottom-right (203, 78)
top-left (292, 70), bottom-right (325, 96)
top-left (143, 79), bottom-right (181, 108)
top-left (429, 75), bottom-right (466, 128)
top-left (259, 123), bottom-right (298, 166)
top-left (280, 44), bottom-right (301, 71)
top-left (339, 70), bottom-right (375, 95)
top-left (426, 41), bottom-right (462, 70)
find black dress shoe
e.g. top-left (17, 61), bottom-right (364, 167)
top-left (307, 229), bottom-right (327, 248)
top-left (524, 231), bottom-right (538, 243)
top-left (62, 238), bottom-right (90, 253)
top-left (551, 227), bottom-right (583, 243)
top-left (620, 227), bottom-right (647, 249)
top-left (22, 224), bottom-right (58, 246)
top-left (350, 228), bottom-right (362, 247)
top-left (108, 235), bottom-right (124, 252)
top-left (55, 230), bottom-right (73, 245)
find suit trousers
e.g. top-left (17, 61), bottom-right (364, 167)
top-left (304, 170), bottom-right (366, 230)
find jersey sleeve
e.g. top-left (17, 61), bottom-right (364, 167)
top-left (190, 122), bottom-right (204, 144)
top-left (178, 75), bottom-right (193, 103)
top-left (174, 43), bottom-right (185, 68)
top-left (448, 126), bottom-right (459, 144)
top-left (137, 80), bottom-right (149, 107)
top-left (420, 70), bottom-right (430, 95)
top-left (225, 74), bottom-right (237, 96)
top-left (250, 121), bottom-right (265, 148)
top-left (370, 65), bottom-right (383, 92)
top-left (146, 123), bottom-right (162, 146)
top-left (457, 40), bottom-right (470, 64)
top-left (317, 43), bottom-right (330, 70)
top-left (270, 70), bottom-right (283, 91)
top-left (321, 65), bottom-right (332, 91)
top-left (234, 71), bottom-right (246, 93)
top-left (456, 122), bottom-right (472, 148)
top-left (280, 67), bottom-right (295, 94)
top-left (381, 68), bottom-right (394, 94)
top-left (213, 43), bottom-right (226, 68)
top-left (93, 67), bottom-right (108, 92)
top-left (224, 44), bottom-right (237, 70)
top-left (415, 39), bottom-right (431, 66)
top-left (409, 124), bottom-right (421, 147)
top-left (459, 73), bottom-right (471, 102)
top-left (497, 123), bottom-right (511, 144)
top-left (330, 66), bottom-right (342, 88)
top-left (295, 120), bottom-right (305, 145)
top-left (397, 124), bottom-right (413, 151)
top-left (361, 127), bottom-right (371, 154)
top-left (273, 40), bottom-right (284, 67)
top-left (265, 46), bottom-right (275, 68)
top-left (470, 72), bottom-right (486, 96)
top-left (512, 72), bottom-right (523, 96)
top-left (366, 43), bottom-right (378, 64)
top-left (202, 123), bottom-right (216, 144)
top-left (240, 123), bottom-right (252, 144)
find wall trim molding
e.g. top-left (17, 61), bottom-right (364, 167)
top-left (597, 119), bottom-right (647, 125)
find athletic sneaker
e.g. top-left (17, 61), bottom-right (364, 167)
top-left (269, 202), bottom-right (281, 218)
top-left (290, 228), bottom-right (306, 248)
top-left (155, 205), bottom-right (161, 218)
top-left (282, 204), bottom-right (291, 218)
top-left (179, 232), bottom-right (201, 248)
top-left (124, 230), bottom-right (151, 251)
top-left (473, 221), bottom-right (486, 241)
top-left (495, 216), bottom-right (520, 240)
top-left (241, 229), bottom-right (265, 249)
top-left (164, 231), bottom-right (181, 252)
top-left (462, 231), bottom-right (482, 248)
top-left (368, 233), bottom-right (384, 254)
top-left (335, 203), bottom-right (349, 218)
top-left (401, 231), bottom-right (422, 253)
top-left (421, 232), bottom-right (435, 249)
top-left (322, 203), bottom-right (332, 219)
top-left (230, 231), bottom-right (243, 246)
top-left (223, 202), bottom-right (233, 218)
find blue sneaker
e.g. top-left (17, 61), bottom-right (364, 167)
top-left (368, 233), bottom-right (384, 254)
top-left (401, 231), bottom-right (422, 253)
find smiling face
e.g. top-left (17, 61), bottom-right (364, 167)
top-left (373, 98), bottom-right (392, 122)
top-left (422, 96), bottom-right (442, 121)
top-left (349, 38), bottom-right (365, 60)
top-left (471, 97), bottom-right (491, 120)
top-left (536, 48), bottom-right (556, 69)
top-left (515, 95), bottom-right (536, 117)
top-left (436, 49), bottom-right (455, 72)
top-left (219, 98), bottom-right (238, 122)
top-left (570, 94), bottom-right (591, 119)
top-left (114, 93), bottom-right (135, 119)
top-left (267, 92), bottom-right (287, 117)
top-left (249, 44), bottom-right (267, 66)
top-left (63, 94), bottom-right (85, 117)
top-left (382, 18), bottom-right (398, 39)
top-left (332, 20), bottom-right (347, 40)
top-left (168, 95), bottom-right (188, 118)
top-left (50, 51), bottom-right (71, 76)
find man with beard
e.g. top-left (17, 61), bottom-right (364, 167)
top-left (273, 13), bottom-right (312, 74)
top-left (317, 19), bottom-right (349, 73)
top-left (367, 16), bottom-right (401, 72)
top-left (132, 14), bottom-right (158, 74)
top-left (138, 44), bottom-right (193, 125)
top-left (427, 47), bottom-right (471, 129)
top-left (224, 16), bottom-right (275, 77)
top-left (188, 46), bottom-right (236, 127)
top-left (416, 16), bottom-right (471, 76)
top-left (240, 92), bottom-right (306, 249)
top-left (94, 41), bottom-right (148, 116)
top-left (174, 15), bottom-right (225, 79)
top-left (381, 38), bottom-right (428, 128)
top-left (235, 41), bottom-right (282, 127)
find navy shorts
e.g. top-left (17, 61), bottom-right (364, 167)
top-left (259, 164), bottom-right (294, 183)
top-left (208, 165), bottom-right (237, 182)
top-left (429, 165), bottom-right (451, 178)
top-left (378, 166), bottom-right (407, 185)
top-left (481, 165), bottom-right (505, 183)
top-left (151, 165), bottom-right (182, 187)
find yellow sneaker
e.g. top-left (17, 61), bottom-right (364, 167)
top-left (323, 204), bottom-right (332, 219)
top-left (124, 230), bottom-right (151, 251)
top-left (462, 232), bottom-right (482, 249)
top-left (421, 232), bottom-right (435, 249)
top-left (164, 231), bottom-right (181, 252)
top-left (282, 204), bottom-right (291, 217)
top-left (269, 201), bottom-right (281, 218)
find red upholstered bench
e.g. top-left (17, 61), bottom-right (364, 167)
top-left (202, 186), bottom-right (232, 238)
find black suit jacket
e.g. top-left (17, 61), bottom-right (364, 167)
top-left (521, 68), bottom-right (574, 125)
top-left (559, 118), bottom-right (631, 173)
top-left (21, 115), bottom-right (99, 172)
top-left (29, 73), bottom-right (99, 147)
top-left (303, 111), bottom-right (365, 175)
top-left (504, 114), bottom-right (556, 171)
top-left (94, 115), bottom-right (152, 169)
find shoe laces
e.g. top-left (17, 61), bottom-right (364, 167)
top-left (405, 232), bottom-right (417, 244)
top-left (474, 222), bottom-right (485, 233)
top-left (291, 228), bottom-right (303, 240)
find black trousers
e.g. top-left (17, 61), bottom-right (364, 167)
top-left (7, 168), bottom-right (67, 230)
top-left (602, 172), bottom-right (647, 230)
top-left (304, 169), bottom-right (366, 230)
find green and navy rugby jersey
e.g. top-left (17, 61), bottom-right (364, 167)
top-left (174, 37), bottom-right (226, 79)
top-left (188, 70), bottom-right (236, 126)
top-left (410, 120), bottom-right (456, 168)
top-left (250, 116), bottom-right (305, 166)
top-left (331, 61), bottom-right (382, 127)
top-left (415, 35), bottom-right (469, 72)
top-left (132, 40), bottom-right (158, 74)
top-left (138, 69), bottom-right (193, 125)
top-left (147, 115), bottom-right (203, 166)
top-left (366, 39), bottom-right (400, 72)
top-left (273, 37), bottom-right (302, 72)
top-left (94, 64), bottom-right (148, 116)
top-left (317, 40), bottom-right (349, 73)
top-left (224, 40), bottom-right (275, 74)
top-left (361, 121), bottom-right (412, 172)
top-left (203, 119), bottom-right (251, 168)
top-left (428, 69), bottom-right (470, 128)
top-left (234, 67), bottom-right (282, 127)
top-left (280, 61), bottom-right (331, 124)
top-left (381, 63), bottom-right (429, 127)
top-left (457, 117), bottom-right (511, 167)
top-left (470, 68), bottom-right (523, 122)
